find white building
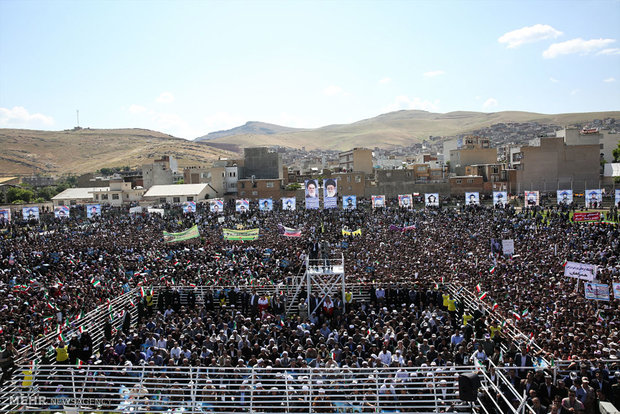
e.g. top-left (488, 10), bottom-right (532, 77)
top-left (51, 187), bottom-right (103, 206)
top-left (143, 184), bottom-right (216, 204)
top-left (91, 178), bottom-right (145, 206)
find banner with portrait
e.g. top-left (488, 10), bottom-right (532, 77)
top-left (616, 189), bottom-right (620, 207)
top-left (210, 198), bottom-right (224, 214)
top-left (305, 179), bottom-right (319, 209)
top-left (183, 201), bottom-right (196, 214)
top-left (86, 204), bottom-right (101, 218)
top-left (371, 195), bottom-right (385, 209)
top-left (585, 189), bottom-right (602, 208)
top-left (465, 192), bottom-right (480, 206)
top-left (0, 208), bottom-right (11, 223)
top-left (584, 283), bottom-right (610, 301)
top-left (282, 197), bottom-right (296, 211)
top-left (54, 205), bottom-right (70, 219)
top-left (22, 206), bottom-right (40, 221)
top-left (235, 199), bottom-right (250, 213)
top-left (557, 190), bottom-right (573, 205)
top-left (398, 194), bottom-right (412, 209)
top-left (259, 198), bottom-right (273, 211)
top-left (524, 191), bottom-right (539, 207)
top-left (493, 191), bottom-right (507, 207)
top-left (613, 282), bottom-right (620, 300)
top-left (343, 195), bottom-right (357, 210)
top-left (323, 178), bottom-right (338, 209)
top-left (425, 193), bottom-right (439, 207)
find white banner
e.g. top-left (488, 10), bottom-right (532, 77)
top-left (502, 239), bottom-right (514, 256)
top-left (129, 206), bottom-right (143, 214)
top-left (147, 208), bottom-right (165, 216)
top-left (564, 261), bottom-right (597, 282)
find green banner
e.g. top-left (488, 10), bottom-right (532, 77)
top-left (163, 225), bottom-right (200, 243)
top-left (223, 228), bottom-right (260, 241)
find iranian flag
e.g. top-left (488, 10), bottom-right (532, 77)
top-left (512, 311), bottom-right (521, 321)
top-left (492, 302), bottom-right (499, 311)
top-left (475, 284), bottom-right (482, 293)
top-left (562, 260), bottom-right (568, 267)
top-left (478, 292), bottom-right (488, 301)
top-left (56, 326), bottom-right (66, 342)
top-left (489, 266), bottom-right (496, 274)
top-left (140, 286), bottom-right (146, 297)
top-left (91, 280), bottom-right (101, 287)
top-left (521, 309), bottom-right (529, 318)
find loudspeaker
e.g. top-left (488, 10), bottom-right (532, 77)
top-left (458, 372), bottom-right (480, 402)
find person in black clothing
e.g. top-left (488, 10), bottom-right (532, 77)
top-left (0, 342), bottom-right (17, 387)
top-left (79, 331), bottom-right (93, 362)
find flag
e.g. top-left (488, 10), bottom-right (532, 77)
top-left (492, 302), bottom-right (499, 311)
top-left (140, 286), bottom-right (145, 297)
top-left (521, 309), bottom-right (529, 318)
top-left (512, 311), bottom-right (521, 321)
top-left (597, 310), bottom-right (606, 324)
top-left (478, 292), bottom-right (488, 301)
top-left (75, 360), bottom-right (83, 368)
top-left (56, 325), bottom-right (66, 342)
top-left (489, 266), bottom-right (496, 274)
top-left (562, 260), bottom-right (568, 267)
top-left (475, 284), bottom-right (482, 293)
top-left (91, 280), bottom-right (101, 287)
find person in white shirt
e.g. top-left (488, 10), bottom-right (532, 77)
top-left (378, 346), bottom-right (392, 366)
top-left (170, 342), bottom-right (182, 361)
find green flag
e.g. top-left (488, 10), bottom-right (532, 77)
top-left (163, 225), bottom-right (200, 243)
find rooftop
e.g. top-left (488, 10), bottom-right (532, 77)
top-left (143, 184), bottom-right (210, 197)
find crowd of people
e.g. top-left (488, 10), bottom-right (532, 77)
top-left (0, 200), bottom-right (619, 412)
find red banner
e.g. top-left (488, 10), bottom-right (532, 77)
top-left (573, 212), bottom-right (601, 222)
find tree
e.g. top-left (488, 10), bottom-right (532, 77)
top-left (286, 183), bottom-right (302, 191)
top-left (613, 141), bottom-right (620, 162)
top-left (7, 187), bottom-right (34, 203)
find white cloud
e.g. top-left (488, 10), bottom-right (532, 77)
top-left (597, 48), bottom-right (620, 55)
top-left (603, 77), bottom-right (616, 83)
top-left (128, 104), bottom-right (147, 114)
top-left (498, 24), bottom-right (562, 48)
top-left (543, 38), bottom-right (616, 58)
top-left (155, 92), bottom-right (175, 104)
top-left (323, 85), bottom-right (346, 96)
top-left (379, 77), bottom-right (391, 84)
top-left (550, 77), bottom-right (559, 83)
top-left (423, 70), bottom-right (445, 78)
top-left (0, 106), bottom-right (54, 128)
top-left (482, 98), bottom-right (499, 110)
top-left (382, 96), bottom-right (440, 113)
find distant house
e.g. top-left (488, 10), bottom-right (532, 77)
top-left (52, 187), bottom-right (103, 206)
top-left (142, 183), bottom-right (216, 204)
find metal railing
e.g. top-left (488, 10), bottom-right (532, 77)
top-left (3, 364), bottom-right (486, 413)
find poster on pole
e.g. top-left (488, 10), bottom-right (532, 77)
top-left (371, 195), bottom-right (385, 209)
top-left (425, 193), bottom-right (439, 207)
top-left (22, 206), bottom-right (40, 221)
top-left (235, 199), bottom-right (250, 213)
top-left (323, 178), bottom-right (338, 209)
top-left (584, 283), bottom-right (610, 301)
top-left (0, 208), bottom-right (11, 223)
top-left (493, 191), bottom-right (507, 207)
top-left (54, 205), bottom-right (70, 218)
top-left (586, 189), bottom-right (602, 208)
top-left (557, 190), bottom-right (573, 205)
top-left (564, 261), bottom-right (597, 282)
top-left (502, 239), bottom-right (515, 256)
top-left (282, 197), bottom-right (296, 211)
top-left (86, 204), bottom-right (101, 218)
top-left (210, 198), bottom-right (224, 214)
top-left (612, 282), bottom-right (620, 300)
top-left (182, 201), bottom-right (196, 214)
top-left (398, 194), bottom-right (412, 209)
top-left (524, 191), bottom-right (539, 206)
top-left (259, 198), bottom-right (273, 211)
top-left (304, 179), bottom-right (319, 210)
top-left (343, 195), bottom-right (357, 210)
top-left (465, 192), bottom-right (480, 206)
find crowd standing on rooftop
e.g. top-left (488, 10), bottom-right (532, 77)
top-left (0, 199), bottom-right (619, 412)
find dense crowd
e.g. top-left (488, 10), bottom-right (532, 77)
top-left (0, 200), bottom-right (619, 412)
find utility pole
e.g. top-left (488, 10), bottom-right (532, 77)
top-left (76, 110), bottom-right (80, 128)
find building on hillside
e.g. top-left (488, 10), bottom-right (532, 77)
top-left (142, 156), bottom-right (176, 189)
top-left (21, 175), bottom-right (56, 187)
top-left (142, 183), bottom-right (216, 204)
top-left (339, 148), bottom-right (373, 174)
top-left (77, 173), bottom-right (110, 188)
top-left (91, 178), bottom-right (145, 206)
top-left (407, 161), bottom-right (446, 182)
top-left (600, 131), bottom-right (619, 163)
top-left (183, 166), bottom-right (211, 184)
top-left (449, 136), bottom-right (497, 175)
top-left (52, 187), bottom-right (104, 206)
top-left (514, 134), bottom-right (600, 193)
top-left (449, 176), bottom-right (485, 195)
top-left (243, 147), bottom-right (282, 180)
top-left (464, 164), bottom-right (517, 193)
top-left (325, 172), bottom-right (366, 197)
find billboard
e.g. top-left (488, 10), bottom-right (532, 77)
top-left (259, 198), bottom-right (273, 211)
top-left (585, 189), bottom-right (602, 208)
top-left (210, 198), bottom-right (224, 214)
top-left (305, 179), bottom-right (319, 209)
top-left (0, 209), bottom-right (11, 223)
top-left (86, 204), bottom-right (101, 218)
top-left (371, 195), bottom-right (385, 209)
top-left (398, 194), bottom-right (412, 209)
top-left (557, 190), bottom-right (573, 205)
top-left (524, 191), bottom-right (539, 207)
top-left (465, 192), bottom-right (480, 206)
top-left (235, 199), bottom-right (250, 213)
top-left (425, 193), bottom-right (439, 207)
top-left (23, 206), bottom-right (40, 221)
top-left (54, 205), bottom-right (70, 219)
top-left (584, 283), bottom-right (610, 301)
top-left (323, 178), bottom-right (338, 209)
top-left (343, 195), bottom-right (357, 210)
top-left (182, 201), bottom-right (196, 214)
top-left (282, 197), bottom-right (296, 211)
top-left (493, 191), bottom-right (507, 207)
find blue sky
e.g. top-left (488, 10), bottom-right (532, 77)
top-left (1, 0), bottom-right (619, 139)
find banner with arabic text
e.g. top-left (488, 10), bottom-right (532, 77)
top-left (163, 225), bottom-right (200, 243)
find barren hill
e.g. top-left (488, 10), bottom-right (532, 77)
top-left (0, 128), bottom-right (235, 175)
top-left (200, 110), bottom-right (620, 150)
